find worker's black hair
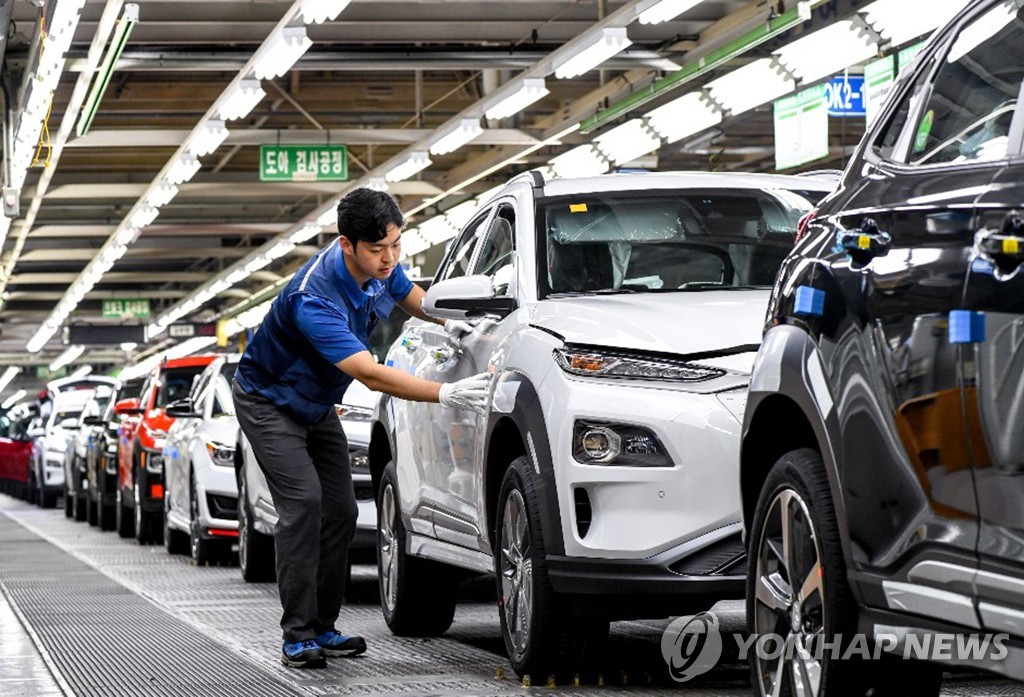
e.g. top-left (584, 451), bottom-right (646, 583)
top-left (335, 188), bottom-right (404, 248)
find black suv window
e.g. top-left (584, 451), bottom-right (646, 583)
top-left (907, 2), bottom-right (1024, 165)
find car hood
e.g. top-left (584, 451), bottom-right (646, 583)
top-left (531, 290), bottom-right (770, 358)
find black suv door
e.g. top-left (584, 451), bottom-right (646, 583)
top-left (812, 2), bottom-right (1024, 595)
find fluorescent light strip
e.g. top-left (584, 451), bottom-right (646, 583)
top-left (638, 0), bottom-right (704, 24)
top-left (2, 390), bottom-right (27, 409)
top-left (593, 118), bottom-right (661, 165)
top-left (549, 145), bottom-right (610, 178)
top-left (218, 80), bottom-right (266, 121)
top-left (253, 26), bottom-right (312, 80)
top-left (773, 20), bottom-right (878, 85)
top-left (0, 367), bottom-right (19, 394)
top-left (49, 345), bottom-right (85, 371)
top-left (385, 151), bottom-right (431, 183)
top-left (187, 119), bottom-right (230, 157)
top-left (706, 58), bottom-right (795, 116)
top-left (553, 28), bottom-right (631, 79)
top-left (484, 79), bottom-right (549, 120)
top-left (145, 182), bottom-right (179, 209)
top-left (429, 119), bottom-right (484, 155)
top-left (645, 91), bottom-right (721, 143)
top-left (166, 154), bottom-right (202, 184)
top-left (300, 0), bottom-right (352, 24)
top-left (129, 205), bottom-right (159, 229)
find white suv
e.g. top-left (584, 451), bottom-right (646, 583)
top-left (370, 170), bottom-right (833, 678)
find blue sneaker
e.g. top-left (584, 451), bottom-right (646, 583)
top-left (315, 629), bottom-right (367, 657)
top-left (281, 639), bottom-right (327, 668)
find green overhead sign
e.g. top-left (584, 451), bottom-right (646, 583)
top-left (774, 84), bottom-right (828, 170)
top-left (260, 145), bottom-right (349, 182)
top-left (102, 298), bottom-right (150, 320)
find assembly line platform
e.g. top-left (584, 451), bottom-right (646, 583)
top-left (1, 493), bottom-right (1022, 697)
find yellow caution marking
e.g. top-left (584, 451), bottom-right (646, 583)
top-left (1003, 237), bottom-right (1020, 255)
top-left (858, 235), bottom-right (871, 249)
top-left (569, 203), bottom-right (588, 213)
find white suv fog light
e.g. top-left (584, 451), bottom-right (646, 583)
top-left (573, 420), bottom-right (673, 467)
top-left (580, 426), bottom-right (621, 462)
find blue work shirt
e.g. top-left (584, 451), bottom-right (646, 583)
top-left (235, 238), bottom-right (414, 425)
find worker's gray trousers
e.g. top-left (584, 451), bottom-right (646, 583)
top-left (232, 381), bottom-right (358, 643)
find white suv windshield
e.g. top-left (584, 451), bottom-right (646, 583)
top-left (539, 188), bottom-right (819, 297)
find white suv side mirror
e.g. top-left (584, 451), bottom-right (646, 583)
top-left (422, 274), bottom-right (516, 320)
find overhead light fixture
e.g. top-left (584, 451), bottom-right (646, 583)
top-left (300, 0), bottom-right (352, 24)
top-left (217, 80), bottom-right (266, 121)
top-left (444, 200), bottom-right (480, 230)
top-left (948, 1), bottom-right (1016, 63)
top-left (594, 118), bottom-right (661, 165)
top-left (400, 230), bottom-right (430, 257)
top-left (548, 145), bottom-right (610, 179)
top-left (166, 153), bottom-right (202, 184)
top-left (49, 344), bottom-right (85, 371)
top-left (77, 3), bottom-right (138, 137)
top-left (429, 118), bottom-right (484, 155)
top-left (145, 182), bottom-right (179, 208)
top-left (2, 389), bottom-right (27, 409)
top-left (291, 223), bottom-right (322, 243)
top-left (316, 208), bottom-right (338, 227)
top-left (187, 119), bottom-right (230, 157)
top-left (115, 226), bottom-right (140, 246)
top-left (266, 240), bottom-right (297, 260)
top-left (774, 20), bottom-right (878, 85)
top-left (485, 78), bottom-right (549, 120)
top-left (706, 58), bottom-right (795, 116)
top-left (553, 28), bottom-right (632, 79)
top-left (365, 177), bottom-right (389, 192)
top-left (244, 255), bottom-right (271, 274)
top-left (419, 217), bottom-right (458, 245)
top-left (129, 205), bottom-right (159, 229)
top-left (69, 365), bottom-right (92, 379)
top-left (0, 367), bottom-right (20, 393)
top-left (645, 91), bottom-right (721, 143)
top-left (253, 26), bottom-right (312, 80)
top-left (385, 151), bottom-right (431, 183)
top-left (638, 0), bottom-right (704, 24)
top-left (860, 0), bottom-right (969, 48)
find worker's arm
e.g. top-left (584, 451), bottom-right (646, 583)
top-left (337, 350), bottom-right (441, 402)
top-left (397, 284), bottom-right (443, 325)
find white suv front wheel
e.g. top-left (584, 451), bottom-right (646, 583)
top-left (495, 457), bottom-right (608, 680)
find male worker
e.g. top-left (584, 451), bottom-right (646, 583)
top-left (232, 187), bottom-right (489, 669)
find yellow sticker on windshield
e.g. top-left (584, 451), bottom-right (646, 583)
top-left (1003, 238), bottom-right (1020, 255)
top-left (569, 203), bottom-right (588, 213)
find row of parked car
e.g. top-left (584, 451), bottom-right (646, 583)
top-left (0, 339), bottom-right (395, 570)
top-left (1, 5), bottom-right (1020, 692)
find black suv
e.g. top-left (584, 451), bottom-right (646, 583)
top-left (741, 2), bottom-right (1024, 695)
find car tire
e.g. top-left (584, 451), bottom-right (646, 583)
top-left (86, 492), bottom-right (98, 527)
top-left (189, 471), bottom-right (216, 565)
top-left (163, 488), bottom-right (189, 555)
top-left (747, 448), bottom-right (942, 697)
top-left (116, 483), bottom-right (134, 538)
top-left (133, 467), bottom-right (162, 545)
top-left (377, 461), bottom-right (457, 636)
top-left (238, 469), bottom-right (275, 582)
top-left (63, 483), bottom-right (74, 518)
top-left (495, 456), bottom-right (607, 680)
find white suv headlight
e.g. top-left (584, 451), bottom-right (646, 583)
top-left (205, 440), bottom-right (235, 467)
top-left (554, 347), bottom-right (725, 382)
top-left (572, 420), bottom-right (672, 467)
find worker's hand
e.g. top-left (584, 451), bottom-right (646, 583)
top-left (444, 319), bottom-right (477, 344)
top-left (438, 372), bottom-right (490, 412)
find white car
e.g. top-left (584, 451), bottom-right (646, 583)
top-left (30, 376), bottom-right (119, 509)
top-left (162, 355), bottom-right (241, 565)
top-left (370, 170), bottom-right (833, 678)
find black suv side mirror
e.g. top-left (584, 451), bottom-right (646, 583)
top-left (166, 399), bottom-right (202, 419)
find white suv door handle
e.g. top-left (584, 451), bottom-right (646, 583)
top-left (400, 334), bottom-right (422, 352)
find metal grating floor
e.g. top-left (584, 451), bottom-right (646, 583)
top-left (2, 492), bottom-right (1024, 696)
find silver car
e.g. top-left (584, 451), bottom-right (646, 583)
top-left (162, 355), bottom-right (241, 565)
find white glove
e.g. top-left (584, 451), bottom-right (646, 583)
top-left (438, 372), bottom-right (491, 412)
top-left (444, 319), bottom-right (477, 344)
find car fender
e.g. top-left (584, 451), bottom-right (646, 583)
top-left (743, 325), bottom-right (851, 560)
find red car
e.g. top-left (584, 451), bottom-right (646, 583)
top-left (115, 355), bottom-right (217, 544)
